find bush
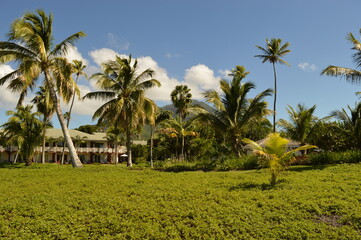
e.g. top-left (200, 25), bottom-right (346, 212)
top-left (308, 150), bottom-right (361, 165)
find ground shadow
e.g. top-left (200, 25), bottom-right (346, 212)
top-left (0, 163), bottom-right (25, 169)
top-left (229, 182), bottom-right (275, 191)
top-left (288, 165), bottom-right (329, 172)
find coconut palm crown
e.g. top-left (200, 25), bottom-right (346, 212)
top-left (322, 29), bottom-right (361, 84)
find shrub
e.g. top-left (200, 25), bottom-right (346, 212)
top-left (308, 151), bottom-right (361, 165)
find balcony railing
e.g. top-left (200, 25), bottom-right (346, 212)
top-left (33, 146), bottom-right (126, 154)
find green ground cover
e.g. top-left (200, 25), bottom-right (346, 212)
top-left (0, 163), bottom-right (360, 239)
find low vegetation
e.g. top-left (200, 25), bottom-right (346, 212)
top-left (0, 163), bottom-right (360, 239)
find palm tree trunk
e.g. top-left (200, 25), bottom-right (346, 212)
top-left (114, 142), bottom-right (119, 164)
top-left (67, 74), bottom-right (79, 128)
top-left (272, 62), bottom-right (277, 133)
top-left (126, 128), bottom-right (132, 167)
top-left (44, 70), bottom-right (82, 167)
top-left (41, 133), bottom-right (46, 164)
top-left (150, 126), bottom-right (154, 167)
top-left (14, 150), bottom-right (19, 163)
top-left (181, 134), bottom-right (185, 161)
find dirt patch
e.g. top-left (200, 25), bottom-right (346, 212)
top-left (315, 214), bottom-right (344, 227)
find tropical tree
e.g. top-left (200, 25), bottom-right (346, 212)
top-left (331, 102), bottom-right (361, 150)
top-left (255, 38), bottom-right (291, 132)
top-left (198, 65), bottom-right (273, 156)
top-left (2, 105), bottom-right (43, 166)
top-left (67, 60), bottom-right (87, 127)
top-left (243, 132), bottom-right (316, 185)
top-left (149, 109), bottom-right (173, 167)
top-left (321, 29), bottom-right (361, 85)
top-left (0, 9), bottom-right (85, 167)
top-left (278, 104), bottom-right (318, 147)
top-left (162, 116), bottom-right (198, 160)
top-left (83, 55), bottom-right (161, 167)
top-left (59, 60), bottom-right (87, 164)
top-left (171, 85), bottom-right (193, 120)
top-left (31, 86), bottom-right (54, 163)
top-left (105, 127), bottom-right (124, 164)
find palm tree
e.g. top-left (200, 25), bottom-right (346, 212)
top-left (149, 109), bottom-right (172, 167)
top-left (67, 60), bottom-right (87, 127)
top-left (331, 102), bottom-right (361, 150)
top-left (31, 86), bottom-right (55, 163)
top-left (255, 38), bottom-right (291, 132)
top-left (171, 85), bottom-right (193, 120)
top-left (278, 104), bottom-right (317, 147)
top-left (199, 65), bottom-right (273, 156)
top-left (83, 55), bottom-right (161, 167)
top-left (243, 132), bottom-right (316, 185)
top-left (0, 10), bottom-right (85, 167)
top-left (105, 127), bottom-right (124, 164)
top-left (2, 105), bottom-right (43, 166)
top-left (60, 60), bottom-right (87, 163)
top-left (162, 116), bottom-right (197, 160)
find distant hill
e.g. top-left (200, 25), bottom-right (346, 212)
top-left (161, 100), bottom-right (214, 115)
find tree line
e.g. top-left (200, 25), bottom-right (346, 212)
top-left (1, 10), bottom-right (361, 169)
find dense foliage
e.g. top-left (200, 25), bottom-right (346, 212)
top-left (0, 164), bottom-right (360, 239)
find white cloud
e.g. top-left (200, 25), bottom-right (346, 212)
top-left (88, 48), bottom-right (224, 102)
top-left (165, 53), bottom-right (180, 59)
top-left (89, 48), bottom-right (125, 66)
top-left (298, 62), bottom-right (317, 72)
top-left (106, 33), bottom-right (130, 50)
top-left (0, 64), bottom-right (21, 109)
top-left (65, 46), bottom-right (89, 66)
top-left (184, 64), bottom-right (221, 98)
top-left (66, 84), bottom-right (105, 116)
top-left (218, 69), bottom-right (232, 79)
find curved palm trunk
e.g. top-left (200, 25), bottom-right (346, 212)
top-left (44, 71), bottom-right (83, 167)
top-left (272, 62), bottom-right (277, 133)
top-left (61, 73), bottom-right (80, 164)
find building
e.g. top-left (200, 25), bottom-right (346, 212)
top-left (0, 129), bottom-right (127, 163)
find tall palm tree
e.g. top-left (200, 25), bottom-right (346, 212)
top-left (198, 65), bottom-right (273, 156)
top-left (331, 102), bottom-right (361, 150)
top-left (322, 29), bottom-right (361, 85)
top-left (255, 38), bottom-right (291, 132)
top-left (83, 55), bottom-right (161, 167)
top-left (2, 105), bottom-right (43, 166)
top-left (0, 9), bottom-right (85, 167)
top-left (278, 104), bottom-right (317, 146)
top-left (31, 86), bottom-right (55, 163)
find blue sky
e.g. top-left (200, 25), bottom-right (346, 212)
top-left (1, 0), bottom-right (361, 129)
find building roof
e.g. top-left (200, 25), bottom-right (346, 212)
top-left (46, 129), bottom-right (107, 142)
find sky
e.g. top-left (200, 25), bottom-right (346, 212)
top-left (1, 0), bottom-right (361, 129)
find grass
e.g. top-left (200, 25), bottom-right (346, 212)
top-left (0, 163), bottom-right (360, 239)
